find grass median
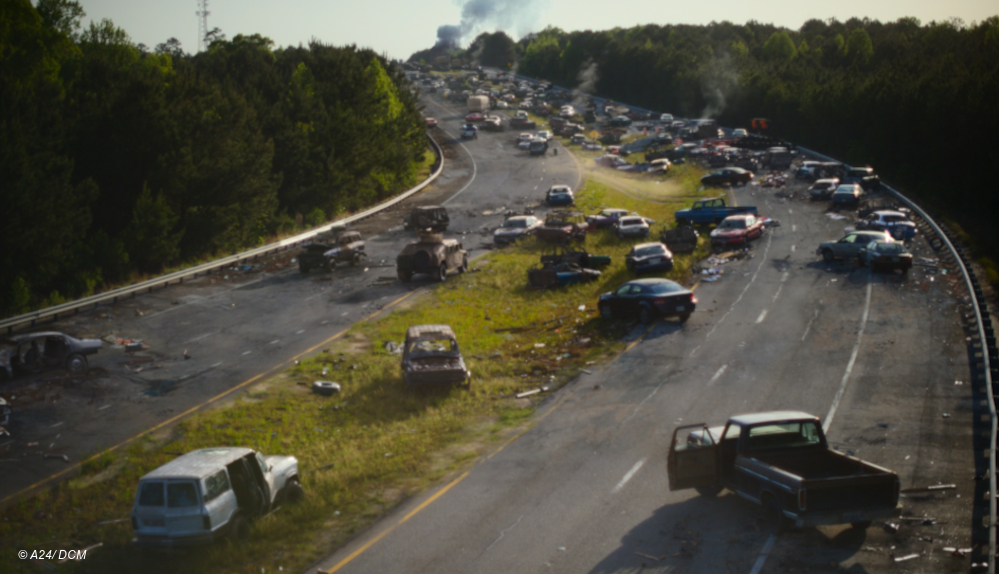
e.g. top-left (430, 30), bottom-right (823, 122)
top-left (0, 163), bottom-right (713, 574)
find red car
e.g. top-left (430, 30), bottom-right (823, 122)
top-left (709, 214), bottom-right (765, 248)
top-left (425, 117), bottom-right (438, 128)
top-left (465, 112), bottom-right (485, 122)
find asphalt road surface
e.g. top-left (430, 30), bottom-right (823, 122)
top-left (0, 95), bottom-right (579, 502)
top-left (0, 95), bottom-right (981, 574)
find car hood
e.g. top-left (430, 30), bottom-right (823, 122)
top-left (494, 228), bottom-right (527, 237)
top-left (710, 228), bottom-right (744, 237)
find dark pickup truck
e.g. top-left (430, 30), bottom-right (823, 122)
top-left (674, 198), bottom-right (758, 226)
top-left (668, 411), bottom-right (900, 532)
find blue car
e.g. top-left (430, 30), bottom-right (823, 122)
top-left (545, 185), bottom-right (574, 206)
top-left (625, 242), bottom-right (674, 274)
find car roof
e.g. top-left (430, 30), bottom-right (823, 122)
top-left (140, 448), bottom-right (256, 481)
top-left (872, 210), bottom-right (906, 217)
top-left (549, 185), bottom-right (571, 192)
top-left (729, 411), bottom-right (819, 427)
top-left (632, 242), bottom-right (665, 250)
top-left (814, 178), bottom-right (839, 184)
top-left (8, 332), bottom-right (78, 343)
top-left (619, 216), bottom-right (645, 223)
top-left (406, 324), bottom-right (457, 340)
top-left (625, 277), bottom-right (683, 288)
top-left (722, 214), bottom-right (753, 221)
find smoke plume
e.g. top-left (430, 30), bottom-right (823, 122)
top-left (436, 0), bottom-right (548, 47)
top-left (699, 52), bottom-right (739, 119)
top-left (572, 59), bottom-right (599, 109)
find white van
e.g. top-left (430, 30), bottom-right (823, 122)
top-left (131, 447), bottom-right (301, 546)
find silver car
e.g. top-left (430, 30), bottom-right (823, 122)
top-left (1, 331), bottom-right (102, 377)
top-left (615, 216), bottom-right (652, 239)
top-left (817, 230), bottom-right (893, 262)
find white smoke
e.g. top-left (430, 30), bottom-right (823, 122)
top-left (572, 59), bottom-right (599, 109)
top-left (699, 52), bottom-right (739, 119)
top-left (436, 0), bottom-right (549, 47)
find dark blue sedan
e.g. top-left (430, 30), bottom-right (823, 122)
top-left (598, 278), bottom-right (696, 324)
top-left (625, 242), bottom-right (674, 274)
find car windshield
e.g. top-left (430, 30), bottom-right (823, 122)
top-left (648, 282), bottom-right (683, 294)
top-left (407, 338), bottom-right (457, 355)
top-left (718, 219), bottom-right (747, 229)
top-left (873, 242), bottom-right (906, 254)
top-left (620, 218), bottom-right (643, 226)
top-left (167, 482), bottom-right (199, 508)
top-left (634, 246), bottom-right (664, 257)
top-left (504, 219), bottom-right (528, 228)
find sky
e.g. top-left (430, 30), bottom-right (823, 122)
top-left (73, 0), bottom-right (998, 60)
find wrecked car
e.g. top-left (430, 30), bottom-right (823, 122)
top-left (536, 210), bottom-right (590, 243)
top-left (132, 447), bottom-right (302, 546)
top-left (659, 226), bottom-right (699, 254)
top-left (614, 215), bottom-right (652, 240)
top-left (403, 205), bottom-right (449, 232)
top-left (396, 232), bottom-right (468, 282)
top-left (859, 240), bottom-right (913, 274)
top-left (599, 278), bottom-right (696, 324)
top-left (626, 242), bottom-right (674, 274)
top-left (493, 215), bottom-right (542, 245)
top-left (298, 231), bottom-right (366, 273)
top-left (817, 230), bottom-right (893, 262)
top-left (401, 325), bottom-right (470, 387)
top-left (709, 214), bottom-right (766, 249)
top-left (1, 331), bottom-right (102, 376)
top-left (668, 411), bottom-right (900, 532)
top-left (855, 210), bottom-right (918, 240)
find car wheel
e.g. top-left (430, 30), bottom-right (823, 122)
top-left (227, 513), bottom-right (250, 543)
top-left (350, 254), bottom-right (360, 267)
top-left (599, 303), bottom-right (613, 319)
top-left (763, 497), bottom-right (787, 534)
top-left (282, 480), bottom-right (305, 504)
top-left (458, 256), bottom-right (468, 273)
top-left (437, 263), bottom-right (448, 282)
top-left (397, 270), bottom-right (412, 283)
top-left (821, 249), bottom-right (834, 262)
top-left (638, 304), bottom-right (654, 325)
top-left (66, 354), bottom-right (87, 372)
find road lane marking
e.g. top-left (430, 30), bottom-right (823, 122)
top-left (1, 288), bottom-right (424, 508)
top-left (612, 458), bottom-right (647, 494)
top-left (823, 270), bottom-right (873, 433)
top-left (184, 331), bottom-right (218, 344)
top-left (792, 224), bottom-right (796, 232)
top-left (321, 470), bottom-right (472, 574)
top-left (748, 534), bottom-right (777, 574)
top-left (772, 285), bottom-right (782, 303)
top-left (624, 379), bottom-right (667, 424)
top-left (791, 245), bottom-right (795, 252)
top-left (781, 272), bottom-right (789, 283)
top-left (296, 329), bottom-right (305, 335)
top-left (98, 404), bottom-right (111, 411)
top-left (486, 514), bottom-right (524, 551)
top-left (707, 365), bottom-right (727, 386)
top-left (801, 309), bottom-right (819, 341)
top-left (269, 339), bottom-right (280, 345)
top-left (51, 422), bottom-right (64, 428)
top-left (756, 309), bottom-right (768, 323)
top-left (704, 229), bottom-right (774, 340)
top-left (210, 362), bottom-right (222, 368)
top-left (242, 350), bottom-right (252, 356)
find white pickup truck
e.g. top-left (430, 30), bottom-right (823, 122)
top-left (132, 447), bottom-right (302, 546)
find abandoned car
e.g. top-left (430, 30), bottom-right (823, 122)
top-left (396, 232), bottom-right (468, 282)
top-left (403, 205), bottom-right (450, 232)
top-left (1, 331), bottom-right (102, 377)
top-left (401, 325), bottom-right (470, 387)
top-left (298, 231), bottom-right (366, 273)
top-left (131, 447), bottom-right (302, 546)
top-left (494, 215), bottom-right (543, 245)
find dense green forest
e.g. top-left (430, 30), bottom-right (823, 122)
top-left (419, 19), bottom-right (999, 278)
top-left (0, 0), bottom-right (428, 316)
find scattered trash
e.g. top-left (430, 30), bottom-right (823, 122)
top-left (384, 453), bottom-right (392, 457)
top-left (826, 213), bottom-right (847, 220)
top-left (383, 341), bottom-right (402, 354)
top-left (883, 522), bottom-right (899, 533)
top-left (578, 305), bottom-right (586, 311)
top-left (954, 380), bottom-right (963, 385)
top-left (900, 484), bottom-right (956, 493)
top-left (942, 412), bottom-right (950, 418)
top-left (581, 369), bottom-right (592, 374)
top-left (312, 381), bottom-right (341, 396)
top-left (893, 554), bottom-right (920, 562)
top-left (516, 389), bottom-right (541, 399)
top-left (534, 343), bottom-right (545, 348)
top-left (943, 547), bottom-right (972, 557)
top-left (44, 454), bottom-right (69, 462)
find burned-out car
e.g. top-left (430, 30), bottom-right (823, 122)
top-left (396, 232), bottom-right (468, 282)
top-left (1, 332), bottom-right (102, 377)
top-left (401, 325), bottom-right (470, 387)
top-left (403, 205), bottom-right (450, 232)
top-left (298, 231), bottom-right (366, 273)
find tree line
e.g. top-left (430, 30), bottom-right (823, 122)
top-left (417, 18), bottom-right (999, 276)
top-left (1, 0), bottom-right (428, 316)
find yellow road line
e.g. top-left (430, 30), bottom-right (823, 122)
top-left (321, 470), bottom-right (471, 573)
top-left (0, 288), bottom-right (423, 507)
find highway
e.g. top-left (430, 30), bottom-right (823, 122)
top-left (0, 92), bottom-right (979, 574)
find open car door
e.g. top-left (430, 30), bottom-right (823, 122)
top-left (667, 423), bottom-right (720, 491)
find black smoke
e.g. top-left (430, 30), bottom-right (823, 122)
top-left (435, 0), bottom-right (546, 47)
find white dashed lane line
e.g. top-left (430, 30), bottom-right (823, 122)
top-left (756, 309), bottom-right (768, 324)
top-left (707, 365), bottom-right (728, 386)
top-left (612, 458), bottom-right (647, 494)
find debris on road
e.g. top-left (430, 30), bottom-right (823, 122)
top-left (943, 547), bottom-right (973, 557)
top-left (893, 553), bottom-right (920, 562)
top-left (900, 484), bottom-right (956, 493)
top-left (515, 389), bottom-right (541, 398)
top-left (44, 454), bottom-right (69, 462)
top-left (883, 522), bottom-right (899, 533)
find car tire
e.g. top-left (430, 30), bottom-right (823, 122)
top-left (599, 303), bottom-right (613, 319)
top-left (398, 270), bottom-right (412, 283)
top-left (66, 354), bottom-right (88, 372)
top-left (638, 304), bottom-right (654, 325)
top-left (458, 256), bottom-right (468, 273)
top-left (763, 497), bottom-right (787, 534)
top-left (437, 264), bottom-right (448, 282)
top-left (350, 254), bottom-right (360, 267)
top-left (227, 513), bottom-right (250, 543)
top-left (821, 249), bottom-right (835, 262)
top-left (282, 480), bottom-right (305, 504)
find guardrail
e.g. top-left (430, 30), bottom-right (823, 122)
top-left (799, 146), bottom-right (996, 573)
top-left (0, 134), bottom-right (445, 335)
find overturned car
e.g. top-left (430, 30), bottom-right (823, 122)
top-left (401, 325), bottom-right (471, 388)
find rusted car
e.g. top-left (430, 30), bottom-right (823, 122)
top-left (1, 331), bottom-right (102, 377)
top-left (660, 226), bottom-right (699, 254)
top-left (396, 232), bottom-right (468, 282)
top-left (536, 210), bottom-right (590, 243)
top-left (401, 325), bottom-right (470, 388)
top-left (403, 206), bottom-right (449, 232)
top-left (298, 231), bottom-right (366, 273)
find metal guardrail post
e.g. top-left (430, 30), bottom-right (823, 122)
top-left (0, 134), bottom-right (444, 334)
